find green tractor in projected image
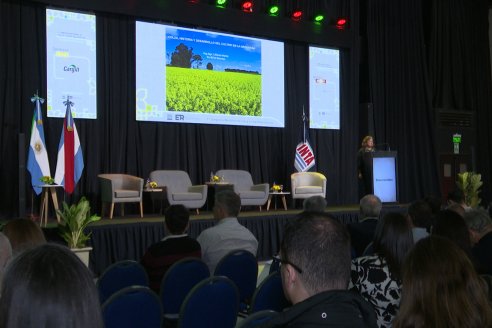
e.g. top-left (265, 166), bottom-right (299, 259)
top-left (166, 43), bottom-right (261, 116)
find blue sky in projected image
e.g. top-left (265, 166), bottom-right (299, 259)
top-left (166, 27), bottom-right (262, 73)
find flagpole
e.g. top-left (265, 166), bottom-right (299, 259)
top-left (302, 106), bottom-right (307, 143)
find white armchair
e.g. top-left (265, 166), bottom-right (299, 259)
top-left (98, 174), bottom-right (144, 219)
top-left (291, 172), bottom-right (327, 200)
top-left (149, 170), bottom-right (207, 214)
top-left (215, 169), bottom-right (269, 209)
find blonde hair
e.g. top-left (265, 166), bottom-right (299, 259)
top-left (361, 136), bottom-right (373, 147)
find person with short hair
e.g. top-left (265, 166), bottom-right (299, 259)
top-left (261, 212), bottom-right (378, 327)
top-left (0, 243), bottom-right (103, 328)
top-left (350, 212), bottom-right (414, 328)
top-left (302, 195), bottom-right (327, 213)
top-left (357, 135), bottom-right (376, 197)
top-left (347, 194), bottom-right (382, 257)
top-left (2, 218), bottom-right (46, 255)
top-left (197, 190), bottom-right (258, 273)
top-left (393, 236), bottom-right (492, 328)
top-left (463, 208), bottom-right (492, 274)
top-left (141, 204), bottom-right (201, 292)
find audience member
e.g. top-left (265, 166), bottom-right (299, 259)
top-left (0, 243), bottom-right (103, 328)
top-left (261, 212), bottom-right (377, 327)
top-left (350, 212), bottom-right (414, 328)
top-left (447, 189), bottom-right (470, 212)
top-left (302, 196), bottom-right (327, 213)
top-left (0, 232), bottom-right (12, 283)
top-left (407, 200), bottom-right (432, 243)
top-left (141, 205), bottom-right (201, 293)
top-left (463, 208), bottom-right (492, 275)
top-left (2, 218), bottom-right (46, 255)
top-left (432, 209), bottom-right (473, 259)
top-left (347, 194), bottom-right (382, 257)
top-left (422, 194), bottom-right (442, 216)
top-left (197, 190), bottom-right (258, 273)
top-left (393, 236), bottom-right (492, 328)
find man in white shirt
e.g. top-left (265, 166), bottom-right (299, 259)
top-left (197, 190), bottom-right (258, 273)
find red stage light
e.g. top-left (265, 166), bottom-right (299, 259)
top-left (291, 9), bottom-right (303, 21)
top-left (336, 18), bottom-right (348, 29)
top-left (241, 1), bottom-right (253, 12)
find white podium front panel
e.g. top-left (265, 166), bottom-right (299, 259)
top-left (372, 153), bottom-right (398, 203)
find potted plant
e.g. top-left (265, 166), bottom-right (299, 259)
top-left (456, 172), bottom-right (483, 208)
top-left (57, 197), bottom-right (101, 266)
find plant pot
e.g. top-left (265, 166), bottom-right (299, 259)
top-left (71, 246), bottom-right (92, 267)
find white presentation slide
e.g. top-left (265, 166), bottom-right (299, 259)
top-left (308, 46), bottom-right (340, 129)
top-left (46, 9), bottom-right (97, 119)
top-left (373, 156), bottom-right (398, 203)
top-left (136, 21), bottom-right (285, 127)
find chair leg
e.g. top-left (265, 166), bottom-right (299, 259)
top-left (109, 203), bottom-right (114, 219)
top-left (196, 208), bottom-right (199, 215)
top-left (121, 204), bottom-right (125, 217)
top-left (139, 201), bottom-right (143, 218)
top-left (259, 206), bottom-right (262, 212)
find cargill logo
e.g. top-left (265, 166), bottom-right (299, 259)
top-left (63, 64), bottom-right (79, 73)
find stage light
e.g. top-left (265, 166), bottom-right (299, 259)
top-left (268, 5), bottom-right (279, 16)
top-left (291, 9), bottom-right (303, 21)
top-left (313, 14), bottom-right (324, 23)
top-left (241, 0), bottom-right (253, 12)
top-left (215, 0), bottom-right (227, 8)
top-left (336, 18), bottom-right (348, 29)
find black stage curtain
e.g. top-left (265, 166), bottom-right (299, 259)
top-left (427, 0), bottom-right (492, 201)
top-left (366, 0), bottom-right (441, 201)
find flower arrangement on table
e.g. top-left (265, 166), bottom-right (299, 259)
top-left (147, 181), bottom-right (158, 189)
top-left (40, 176), bottom-right (55, 185)
top-left (271, 183), bottom-right (283, 192)
top-left (212, 175), bottom-right (221, 183)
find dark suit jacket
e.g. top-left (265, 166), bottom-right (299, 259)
top-left (347, 217), bottom-right (378, 257)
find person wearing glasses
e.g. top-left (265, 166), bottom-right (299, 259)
top-left (260, 212), bottom-right (377, 328)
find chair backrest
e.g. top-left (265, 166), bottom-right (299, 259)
top-left (102, 286), bottom-right (163, 328)
top-left (160, 257), bottom-right (210, 316)
top-left (97, 260), bottom-right (149, 303)
top-left (216, 170), bottom-right (254, 191)
top-left (178, 276), bottom-right (239, 328)
top-left (291, 172), bottom-right (326, 187)
top-left (237, 310), bottom-right (278, 328)
top-left (214, 249), bottom-right (258, 307)
top-left (150, 170), bottom-right (192, 193)
top-left (249, 272), bottom-right (290, 314)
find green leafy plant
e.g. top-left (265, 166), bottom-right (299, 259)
top-left (456, 172), bottom-right (483, 208)
top-left (57, 197), bottom-right (100, 248)
top-left (40, 176), bottom-right (55, 184)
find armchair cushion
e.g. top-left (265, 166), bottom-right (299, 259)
top-left (149, 170), bottom-right (207, 210)
top-left (215, 170), bottom-right (268, 206)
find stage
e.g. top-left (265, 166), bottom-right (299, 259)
top-left (41, 204), bottom-right (406, 276)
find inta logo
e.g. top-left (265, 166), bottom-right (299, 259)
top-left (63, 64), bottom-right (80, 73)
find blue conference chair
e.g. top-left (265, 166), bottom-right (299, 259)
top-left (102, 286), bottom-right (163, 328)
top-left (214, 249), bottom-right (258, 312)
top-left (178, 276), bottom-right (239, 328)
top-left (237, 310), bottom-right (278, 328)
top-left (160, 258), bottom-right (210, 323)
top-left (249, 272), bottom-right (290, 314)
top-left (97, 260), bottom-right (149, 304)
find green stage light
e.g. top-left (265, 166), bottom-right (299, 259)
top-left (314, 14), bottom-right (324, 23)
top-left (268, 5), bottom-right (279, 16)
top-left (216, 0), bottom-right (227, 8)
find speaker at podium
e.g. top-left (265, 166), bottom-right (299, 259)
top-left (371, 151), bottom-right (398, 203)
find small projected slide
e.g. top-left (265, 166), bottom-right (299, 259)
top-left (136, 21), bottom-right (285, 127)
top-left (309, 46), bottom-right (340, 130)
top-left (46, 9), bottom-right (97, 119)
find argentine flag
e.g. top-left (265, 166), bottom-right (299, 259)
top-left (27, 95), bottom-right (51, 195)
top-left (54, 98), bottom-right (84, 194)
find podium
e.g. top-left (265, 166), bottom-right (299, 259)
top-left (371, 151), bottom-right (398, 203)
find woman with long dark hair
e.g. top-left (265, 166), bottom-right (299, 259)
top-left (394, 236), bottom-right (492, 328)
top-left (350, 212), bottom-right (414, 328)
